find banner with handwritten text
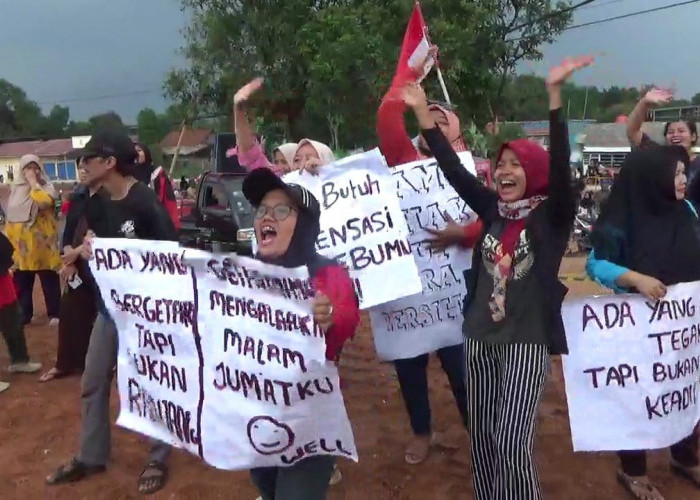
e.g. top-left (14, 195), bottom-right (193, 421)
top-left (561, 282), bottom-right (700, 451)
top-left (89, 238), bottom-right (357, 470)
top-left (368, 153), bottom-right (477, 360)
top-left (283, 148), bottom-right (422, 309)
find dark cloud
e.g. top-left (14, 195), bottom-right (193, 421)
top-left (0, 0), bottom-right (187, 122)
top-left (1, 0), bottom-right (697, 125)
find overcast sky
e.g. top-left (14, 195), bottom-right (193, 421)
top-left (0, 0), bottom-right (697, 124)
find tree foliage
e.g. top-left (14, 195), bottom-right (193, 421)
top-left (167, 0), bottom-right (574, 149)
top-left (0, 78), bottom-right (132, 141)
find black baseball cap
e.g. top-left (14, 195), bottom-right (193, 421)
top-left (242, 167), bottom-right (321, 220)
top-left (80, 130), bottom-right (138, 166)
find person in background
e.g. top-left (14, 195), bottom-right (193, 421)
top-left (376, 45), bottom-right (479, 464)
top-left (46, 131), bottom-right (175, 495)
top-left (627, 88), bottom-right (700, 191)
top-left (179, 175), bottom-right (188, 193)
top-left (405, 55), bottom-right (587, 498)
top-left (587, 146), bottom-right (700, 500)
top-left (228, 78), bottom-right (302, 174)
top-left (134, 143), bottom-right (180, 231)
top-left (0, 231), bottom-right (42, 392)
top-left (39, 159), bottom-right (104, 383)
top-left (4, 154), bottom-right (62, 327)
top-left (242, 167), bottom-right (359, 500)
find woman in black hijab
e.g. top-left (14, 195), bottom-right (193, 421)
top-left (134, 143), bottom-right (180, 231)
top-left (242, 167), bottom-right (359, 500)
top-left (587, 145), bottom-right (700, 498)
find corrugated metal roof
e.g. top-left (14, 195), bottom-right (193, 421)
top-left (0, 140), bottom-right (44, 158)
top-left (581, 122), bottom-right (675, 148)
top-left (0, 138), bottom-right (74, 158)
top-left (159, 128), bottom-right (214, 150)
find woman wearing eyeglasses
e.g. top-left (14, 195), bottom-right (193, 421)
top-left (242, 167), bottom-right (359, 500)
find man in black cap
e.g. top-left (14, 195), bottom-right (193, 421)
top-left (46, 130), bottom-right (174, 495)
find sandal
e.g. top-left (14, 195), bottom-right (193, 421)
top-left (138, 460), bottom-right (168, 495)
top-left (46, 457), bottom-right (106, 485)
top-left (670, 459), bottom-right (700, 488)
top-left (616, 470), bottom-right (665, 500)
top-left (404, 434), bottom-right (433, 465)
top-left (39, 367), bottom-right (70, 383)
top-left (432, 425), bottom-right (467, 450)
top-left (329, 464), bottom-right (342, 486)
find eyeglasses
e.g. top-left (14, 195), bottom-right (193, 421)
top-left (255, 204), bottom-right (296, 221)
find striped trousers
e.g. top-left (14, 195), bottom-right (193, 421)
top-left (465, 339), bottom-right (549, 500)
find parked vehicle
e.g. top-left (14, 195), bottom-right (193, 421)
top-left (179, 171), bottom-right (255, 254)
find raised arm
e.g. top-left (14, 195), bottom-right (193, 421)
top-left (544, 57), bottom-right (592, 228)
top-left (404, 82), bottom-right (498, 218)
top-left (228, 78), bottom-right (276, 172)
top-left (377, 46), bottom-right (438, 168)
top-left (233, 78), bottom-right (263, 156)
top-left (627, 88), bottom-right (673, 147)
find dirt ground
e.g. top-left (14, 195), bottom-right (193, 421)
top-left (1, 256), bottom-right (697, 499)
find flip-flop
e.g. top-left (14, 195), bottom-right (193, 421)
top-left (39, 368), bottom-right (70, 383)
top-left (138, 461), bottom-right (168, 495)
top-left (616, 471), bottom-right (665, 500)
top-left (670, 461), bottom-right (700, 488)
top-left (404, 434), bottom-right (434, 465)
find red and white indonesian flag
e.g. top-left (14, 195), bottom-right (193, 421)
top-left (394, 2), bottom-right (434, 84)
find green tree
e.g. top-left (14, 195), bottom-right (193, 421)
top-left (137, 107), bottom-right (168, 145)
top-left (66, 120), bottom-right (95, 136)
top-left (167, 0), bottom-right (574, 148)
top-left (0, 79), bottom-right (45, 137)
top-left (40, 105), bottom-right (70, 137)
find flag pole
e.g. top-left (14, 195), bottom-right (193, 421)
top-left (435, 67), bottom-right (451, 106)
top-left (418, 0), bottom-right (451, 106)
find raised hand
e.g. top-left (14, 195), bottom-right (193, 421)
top-left (547, 55), bottom-right (594, 88)
top-left (410, 44), bottom-right (438, 73)
top-left (234, 77), bottom-right (264, 106)
top-left (402, 81), bottom-right (428, 109)
top-left (643, 87), bottom-right (674, 106)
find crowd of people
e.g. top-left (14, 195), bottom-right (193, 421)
top-left (1, 45), bottom-right (700, 500)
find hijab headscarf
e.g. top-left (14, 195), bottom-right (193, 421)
top-left (273, 143), bottom-right (298, 170)
top-left (6, 154), bottom-right (57, 225)
top-left (428, 104), bottom-right (468, 153)
top-left (295, 139), bottom-right (336, 167)
top-left (592, 146), bottom-right (700, 286)
top-left (133, 142), bottom-right (156, 184)
top-left (489, 139), bottom-right (550, 321)
top-left (243, 167), bottom-right (332, 276)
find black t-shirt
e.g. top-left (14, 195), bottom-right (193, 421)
top-left (63, 187), bottom-right (109, 249)
top-left (465, 220), bottom-right (548, 346)
top-left (97, 182), bottom-right (177, 241)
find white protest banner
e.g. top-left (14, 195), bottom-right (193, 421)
top-left (368, 153), bottom-right (477, 360)
top-left (561, 282), bottom-right (700, 452)
top-left (90, 238), bottom-right (357, 470)
top-left (88, 239), bottom-right (201, 456)
top-left (191, 250), bottom-right (357, 469)
top-left (283, 148), bottom-right (422, 309)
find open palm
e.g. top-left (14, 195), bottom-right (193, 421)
top-left (234, 77), bottom-right (264, 105)
top-left (644, 88), bottom-right (673, 106)
top-left (402, 82), bottom-right (428, 108)
top-left (547, 55), bottom-right (594, 87)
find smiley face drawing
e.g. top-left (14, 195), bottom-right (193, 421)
top-left (247, 416), bottom-right (295, 455)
